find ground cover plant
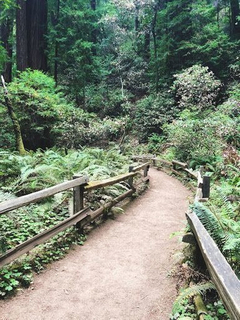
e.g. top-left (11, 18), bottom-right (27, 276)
top-left (0, 147), bottom-right (130, 297)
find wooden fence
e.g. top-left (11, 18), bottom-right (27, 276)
top-left (132, 155), bottom-right (240, 320)
top-left (0, 162), bottom-right (150, 268)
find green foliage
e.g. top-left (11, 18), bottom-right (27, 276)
top-left (47, 0), bottom-right (100, 101)
top-left (0, 44), bottom-right (7, 73)
top-left (85, 86), bottom-right (129, 118)
top-left (134, 92), bottom-right (175, 142)
top-left (0, 146), bottom-right (130, 297)
top-left (0, 147), bottom-right (129, 194)
top-left (171, 297), bottom-right (197, 320)
top-left (171, 282), bottom-right (215, 318)
top-left (165, 116), bottom-right (224, 166)
top-left (205, 300), bottom-right (230, 320)
top-left (0, 70), bottom-right (70, 150)
top-left (173, 65), bottom-right (221, 112)
top-left (193, 202), bottom-right (227, 251)
top-left (207, 188), bottom-right (240, 275)
top-left (147, 133), bottom-right (165, 154)
top-left (54, 107), bottom-right (125, 149)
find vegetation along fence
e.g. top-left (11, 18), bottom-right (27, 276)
top-left (0, 162), bottom-right (150, 268)
top-left (133, 155), bottom-right (240, 320)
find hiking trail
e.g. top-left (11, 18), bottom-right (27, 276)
top-left (0, 168), bottom-right (191, 320)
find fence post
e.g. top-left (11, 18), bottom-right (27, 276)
top-left (73, 175), bottom-right (84, 214)
top-left (128, 165), bottom-right (134, 189)
top-left (202, 176), bottom-right (210, 198)
top-left (144, 164), bottom-right (150, 177)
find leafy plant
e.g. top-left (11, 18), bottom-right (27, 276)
top-left (171, 281), bottom-right (215, 317)
top-left (134, 92), bottom-right (175, 142)
top-left (192, 202), bottom-right (227, 251)
top-left (173, 64), bottom-right (221, 112)
top-left (0, 70), bottom-right (73, 150)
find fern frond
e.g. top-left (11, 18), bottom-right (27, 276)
top-left (223, 235), bottom-right (240, 252)
top-left (193, 202), bottom-right (227, 251)
top-left (172, 282), bottom-right (215, 315)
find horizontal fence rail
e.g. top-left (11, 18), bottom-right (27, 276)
top-left (132, 154), bottom-right (240, 320)
top-left (132, 155), bottom-right (209, 201)
top-left (0, 176), bottom-right (89, 215)
top-left (187, 211), bottom-right (240, 320)
top-left (0, 162), bottom-right (150, 268)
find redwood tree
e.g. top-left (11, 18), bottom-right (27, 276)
top-left (16, 0), bottom-right (28, 71)
top-left (0, 20), bottom-right (12, 82)
top-left (16, 0), bottom-right (48, 72)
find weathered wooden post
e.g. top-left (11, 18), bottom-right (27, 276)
top-left (202, 176), bottom-right (210, 199)
top-left (128, 165), bottom-right (134, 189)
top-left (152, 158), bottom-right (156, 167)
top-left (144, 164), bottom-right (150, 177)
top-left (73, 174), bottom-right (85, 214)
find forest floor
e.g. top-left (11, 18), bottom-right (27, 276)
top-left (0, 168), bottom-right (191, 320)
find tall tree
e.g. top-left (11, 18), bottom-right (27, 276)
top-left (16, 0), bottom-right (48, 72)
top-left (0, 18), bottom-right (12, 82)
top-left (230, 0), bottom-right (240, 38)
top-left (0, 2), bottom-right (14, 82)
top-left (26, 0), bottom-right (48, 70)
top-left (1, 75), bottom-right (26, 154)
top-left (16, 0), bottom-right (28, 71)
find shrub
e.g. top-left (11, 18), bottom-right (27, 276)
top-left (85, 86), bottom-right (128, 118)
top-left (0, 70), bottom-right (70, 150)
top-left (134, 93), bottom-right (175, 142)
top-left (165, 116), bottom-right (224, 166)
top-left (173, 64), bottom-right (221, 112)
top-left (54, 107), bottom-right (125, 149)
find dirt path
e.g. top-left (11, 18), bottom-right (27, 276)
top-left (0, 169), bottom-right (191, 320)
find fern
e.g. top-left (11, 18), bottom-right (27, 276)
top-left (172, 281), bottom-right (215, 315)
top-left (193, 202), bottom-right (227, 251)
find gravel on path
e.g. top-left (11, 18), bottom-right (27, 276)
top-left (0, 168), bottom-right (191, 320)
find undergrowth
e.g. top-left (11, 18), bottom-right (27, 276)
top-left (0, 146), bottom-right (131, 298)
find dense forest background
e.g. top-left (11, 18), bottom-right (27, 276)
top-left (0, 1), bottom-right (239, 317)
top-left (0, 0), bottom-right (240, 151)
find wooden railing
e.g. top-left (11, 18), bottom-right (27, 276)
top-left (132, 156), bottom-right (210, 201)
top-left (0, 162), bottom-right (150, 268)
top-left (132, 155), bottom-right (240, 320)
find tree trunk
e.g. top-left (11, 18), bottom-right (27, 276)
top-left (230, 0), bottom-right (240, 38)
top-left (152, 7), bottom-right (159, 92)
top-left (52, 0), bottom-right (60, 84)
top-left (26, 0), bottom-right (48, 71)
top-left (16, 0), bottom-right (28, 72)
top-left (90, 0), bottom-right (97, 55)
top-left (1, 76), bottom-right (27, 155)
top-left (0, 19), bottom-right (12, 82)
top-left (144, 31), bottom-right (150, 62)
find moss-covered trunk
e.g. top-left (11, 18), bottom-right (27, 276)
top-left (1, 75), bottom-right (26, 155)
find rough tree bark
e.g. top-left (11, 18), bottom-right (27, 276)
top-left (16, 0), bottom-right (28, 71)
top-left (25, 0), bottom-right (48, 71)
top-left (1, 76), bottom-right (27, 155)
top-left (0, 18), bottom-right (12, 82)
top-left (230, 0), bottom-right (240, 38)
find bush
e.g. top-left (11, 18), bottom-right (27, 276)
top-left (134, 93), bottom-right (175, 142)
top-left (173, 64), bottom-right (221, 112)
top-left (54, 107), bottom-right (125, 148)
top-left (0, 70), bottom-right (70, 150)
top-left (165, 116), bottom-right (224, 166)
top-left (85, 86), bottom-right (128, 118)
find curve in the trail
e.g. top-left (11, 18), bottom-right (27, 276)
top-left (0, 168), bottom-right (191, 320)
